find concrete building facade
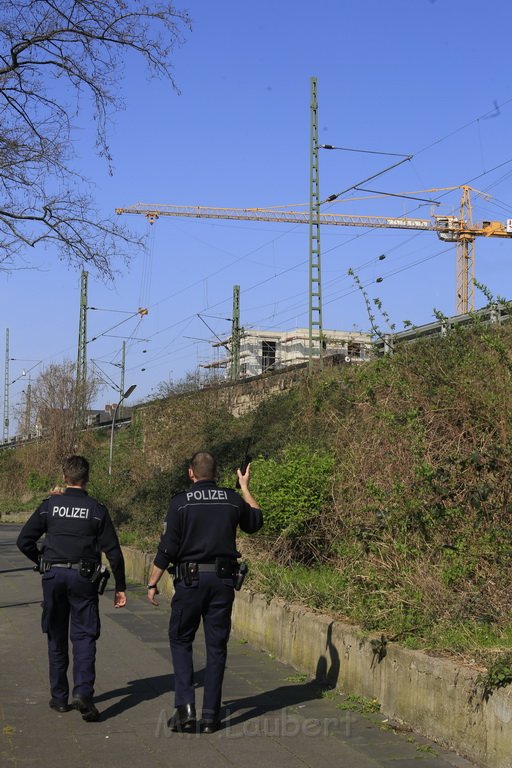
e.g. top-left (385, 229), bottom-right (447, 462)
top-left (205, 327), bottom-right (372, 379)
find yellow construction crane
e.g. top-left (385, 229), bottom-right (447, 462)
top-left (116, 185), bottom-right (512, 316)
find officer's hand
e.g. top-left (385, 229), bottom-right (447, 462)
top-left (147, 586), bottom-right (159, 606)
top-left (114, 591), bottom-right (127, 608)
top-left (237, 463), bottom-right (251, 489)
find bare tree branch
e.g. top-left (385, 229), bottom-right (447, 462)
top-left (25, 360), bottom-right (102, 462)
top-left (0, 0), bottom-right (191, 275)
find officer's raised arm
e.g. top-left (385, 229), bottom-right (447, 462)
top-left (236, 462), bottom-right (263, 533)
top-left (236, 463), bottom-right (259, 507)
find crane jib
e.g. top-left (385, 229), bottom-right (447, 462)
top-left (115, 206), bottom-right (512, 237)
top-left (384, 218), bottom-right (430, 229)
top-left (115, 200), bottom-right (512, 318)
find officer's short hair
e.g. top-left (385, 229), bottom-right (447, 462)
top-left (62, 455), bottom-right (90, 485)
top-left (190, 451), bottom-right (216, 481)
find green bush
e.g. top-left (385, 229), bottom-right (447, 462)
top-left (478, 652), bottom-right (512, 699)
top-left (27, 470), bottom-right (54, 493)
top-left (251, 444), bottom-right (335, 535)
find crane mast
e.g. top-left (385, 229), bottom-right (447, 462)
top-left (457, 186), bottom-right (474, 316)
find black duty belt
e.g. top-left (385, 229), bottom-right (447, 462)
top-left (176, 559), bottom-right (238, 585)
top-left (187, 563), bottom-right (217, 572)
top-left (50, 562), bottom-right (80, 569)
top-left (176, 561), bottom-right (235, 573)
top-left (174, 560), bottom-right (247, 590)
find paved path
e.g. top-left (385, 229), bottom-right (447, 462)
top-left (1, 524), bottom-right (476, 768)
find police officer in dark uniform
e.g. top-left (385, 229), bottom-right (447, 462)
top-left (146, 450), bottom-right (263, 733)
top-left (17, 455), bottom-right (127, 721)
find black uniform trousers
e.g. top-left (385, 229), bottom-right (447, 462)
top-left (41, 567), bottom-right (100, 704)
top-left (169, 572), bottom-right (235, 718)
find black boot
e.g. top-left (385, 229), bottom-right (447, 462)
top-left (168, 703), bottom-right (197, 731)
top-left (200, 717), bottom-right (220, 734)
top-left (71, 695), bottom-right (100, 722)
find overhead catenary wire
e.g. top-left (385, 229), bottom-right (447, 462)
top-left (129, 181), bottom-right (504, 364)
top-left (109, 195), bottom-right (487, 374)
top-left (321, 155), bottom-right (413, 205)
top-left (137, 235), bottom-right (449, 361)
top-left (320, 145), bottom-right (411, 158)
top-left (114, 147), bottom-right (512, 373)
top-left (37, 175), bottom-right (507, 391)
top-left (24, 94), bottom-right (512, 398)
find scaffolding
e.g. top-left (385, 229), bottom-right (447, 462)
top-left (206, 327), bottom-right (371, 379)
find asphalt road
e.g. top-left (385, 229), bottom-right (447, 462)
top-left (1, 523), bottom-right (476, 768)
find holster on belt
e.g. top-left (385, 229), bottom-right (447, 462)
top-left (178, 562), bottom-right (198, 585)
top-left (81, 561), bottom-right (110, 592)
top-left (79, 559), bottom-right (98, 580)
top-left (234, 562), bottom-right (248, 591)
top-left (34, 554), bottom-right (51, 573)
top-left (215, 558), bottom-right (238, 578)
top-left (97, 566), bottom-right (110, 594)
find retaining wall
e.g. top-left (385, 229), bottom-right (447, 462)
top-left (122, 545), bottom-right (512, 768)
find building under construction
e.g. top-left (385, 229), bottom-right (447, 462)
top-left (205, 327), bottom-right (372, 380)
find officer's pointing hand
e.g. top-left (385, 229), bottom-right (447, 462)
top-left (114, 591), bottom-right (127, 608)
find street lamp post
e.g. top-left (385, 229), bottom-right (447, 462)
top-left (9, 358), bottom-right (42, 442)
top-left (108, 384), bottom-right (136, 481)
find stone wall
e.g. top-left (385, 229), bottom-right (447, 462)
top-left (214, 364), bottom-right (309, 417)
top-left (148, 356), bottom-right (351, 419)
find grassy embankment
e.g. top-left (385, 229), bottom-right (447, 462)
top-left (3, 315), bottom-right (512, 683)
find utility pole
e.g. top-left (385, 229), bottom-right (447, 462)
top-left (231, 285), bottom-right (241, 381)
top-left (309, 76), bottom-right (323, 369)
top-left (76, 270), bottom-right (88, 425)
top-left (3, 329), bottom-right (9, 442)
top-left (108, 384), bottom-right (136, 481)
top-left (118, 341), bottom-right (126, 418)
top-left (24, 377), bottom-right (32, 439)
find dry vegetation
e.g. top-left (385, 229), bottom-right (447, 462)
top-left (3, 316), bottom-right (512, 654)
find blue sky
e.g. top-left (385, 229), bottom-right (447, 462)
top-left (3, 0), bottom-right (512, 429)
